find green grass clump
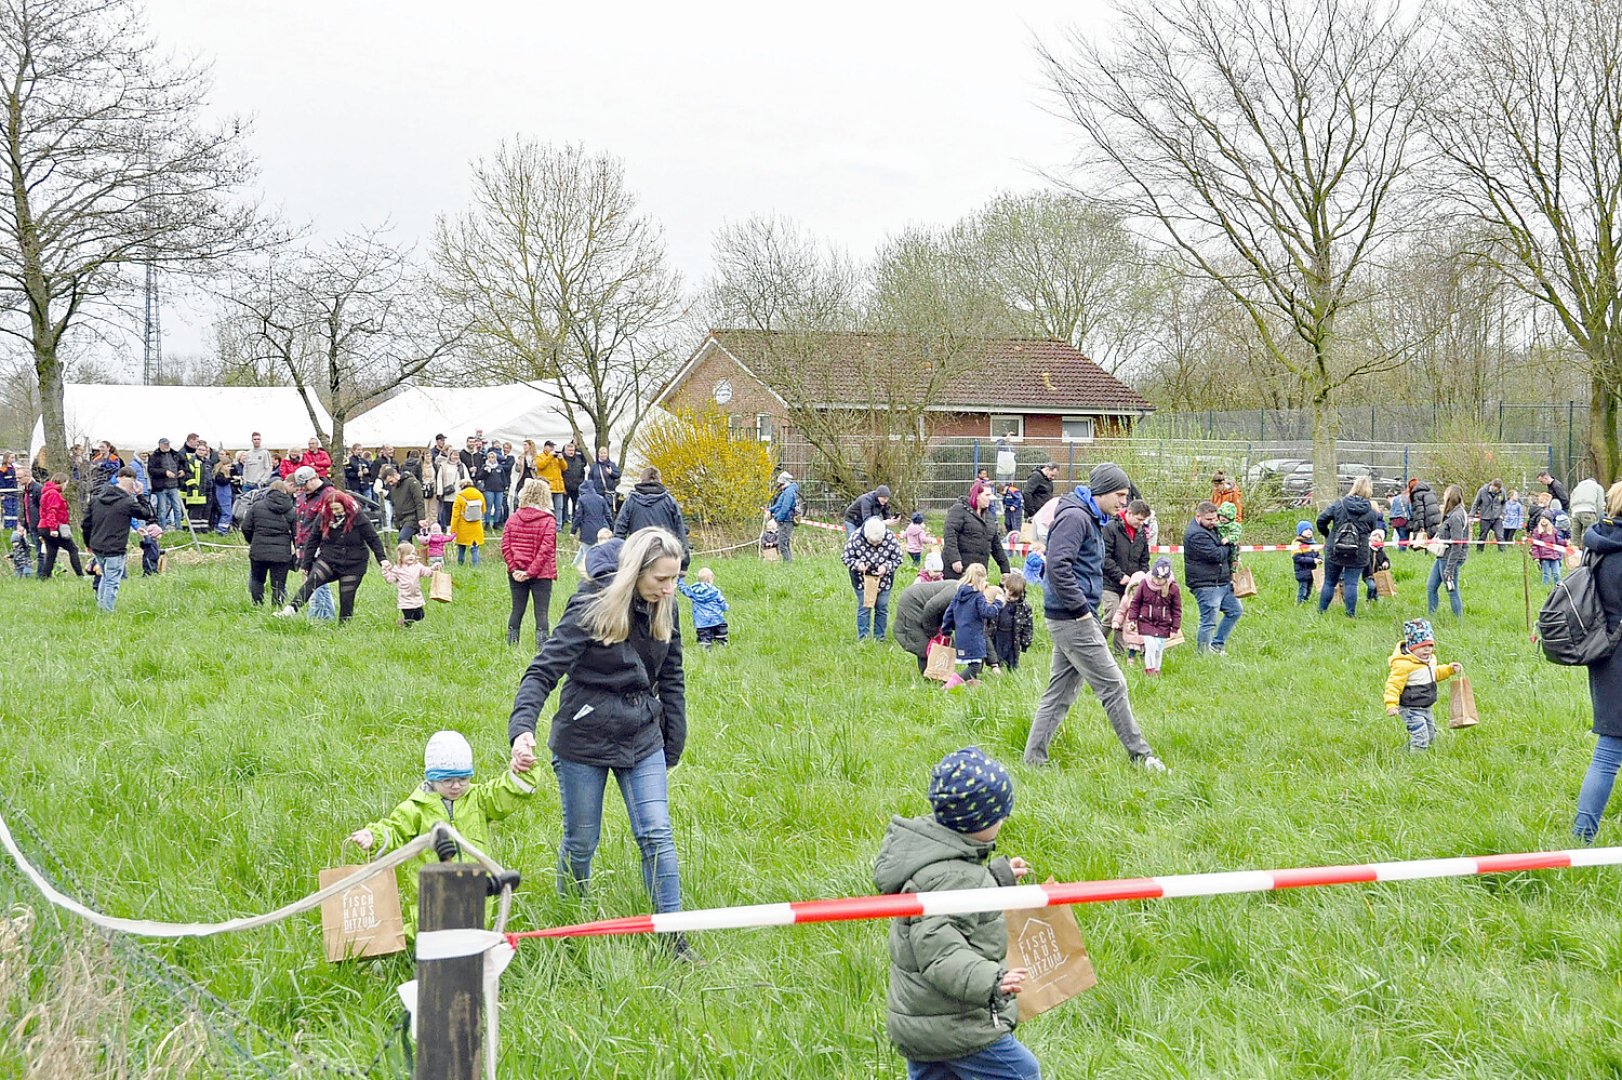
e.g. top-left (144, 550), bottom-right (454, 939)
top-left (1, 529), bottom-right (1617, 1078)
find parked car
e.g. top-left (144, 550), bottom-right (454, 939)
top-left (1281, 462), bottom-right (1405, 499)
top-left (1245, 458), bottom-right (1306, 490)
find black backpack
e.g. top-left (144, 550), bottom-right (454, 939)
top-left (1331, 519), bottom-right (1362, 562)
top-left (1539, 552), bottom-right (1622, 665)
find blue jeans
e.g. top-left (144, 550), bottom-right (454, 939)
top-left (484, 490), bottom-right (505, 528)
top-left (1192, 584), bottom-right (1242, 652)
top-left (1541, 559), bottom-right (1563, 585)
top-left (153, 489), bottom-right (183, 530)
top-left (552, 492), bottom-right (566, 524)
top-left (1574, 734), bottom-right (1622, 842)
top-left (1398, 706), bottom-right (1436, 751)
top-left (458, 543), bottom-right (480, 566)
top-left (94, 554), bottom-right (125, 612)
top-left (553, 753), bottom-right (682, 914)
top-left (907, 1035), bottom-right (1041, 1080)
top-left (1296, 579), bottom-right (1312, 603)
top-left (1319, 562), bottom-right (1364, 615)
top-left (1426, 558), bottom-right (1463, 617)
top-left (309, 581), bottom-right (336, 621)
top-left (855, 583), bottom-right (891, 640)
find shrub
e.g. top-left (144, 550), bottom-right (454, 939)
top-left (638, 407), bottom-right (774, 529)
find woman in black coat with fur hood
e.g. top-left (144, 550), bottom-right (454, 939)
top-left (942, 480), bottom-right (1010, 581)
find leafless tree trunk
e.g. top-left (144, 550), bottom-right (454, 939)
top-left (222, 229), bottom-right (465, 455)
top-left (1043, 0), bottom-right (1429, 502)
top-left (434, 139), bottom-right (685, 466)
top-left (0, 0), bottom-right (262, 491)
top-left (1431, 0), bottom-right (1622, 481)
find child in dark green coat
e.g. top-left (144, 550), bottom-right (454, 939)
top-left (873, 747), bottom-right (1041, 1079)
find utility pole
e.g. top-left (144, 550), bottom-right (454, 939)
top-left (143, 263), bottom-right (163, 384)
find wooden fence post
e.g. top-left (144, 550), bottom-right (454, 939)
top-left (415, 864), bottom-right (487, 1080)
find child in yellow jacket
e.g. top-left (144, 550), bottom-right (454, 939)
top-left (1384, 619), bottom-right (1462, 752)
top-left (347, 730), bottom-right (534, 935)
top-left (449, 480), bottom-right (486, 566)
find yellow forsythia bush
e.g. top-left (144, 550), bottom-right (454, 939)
top-left (639, 407), bottom-right (774, 528)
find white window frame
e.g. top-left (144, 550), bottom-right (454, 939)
top-left (989, 414), bottom-right (1025, 439)
top-left (1061, 415), bottom-right (1096, 443)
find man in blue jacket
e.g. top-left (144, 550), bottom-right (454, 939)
top-left (768, 471), bottom-right (802, 563)
top-left (1023, 462), bottom-right (1165, 772)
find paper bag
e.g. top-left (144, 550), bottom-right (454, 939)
top-left (924, 634), bottom-right (956, 681)
top-left (1232, 565), bottom-right (1258, 598)
top-left (1165, 628), bottom-right (1186, 649)
top-left (1310, 566), bottom-right (1343, 603)
top-left (1566, 548), bottom-right (1583, 571)
top-left (1019, 523), bottom-right (1036, 545)
top-left (319, 865), bottom-right (406, 962)
top-left (761, 545), bottom-right (781, 563)
top-left (862, 574), bottom-right (882, 609)
top-left (1004, 893), bottom-right (1097, 1018)
top-left (1374, 569), bottom-right (1397, 598)
top-left (1448, 674), bottom-right (1479, 729)
top-left (429, 569), bottom-right (453, 603)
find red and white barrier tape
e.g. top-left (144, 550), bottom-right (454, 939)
top-left (508, 844), bottom-right (1622, 941)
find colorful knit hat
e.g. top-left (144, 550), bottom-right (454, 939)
top-left (1402, 619), bottom-right (1435, 649)
top-left (1217, 502), bottom-right (1237, 522)
top-left (928, 747), bottom-right (1014, 834)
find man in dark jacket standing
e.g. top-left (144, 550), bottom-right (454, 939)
top-left (1471, 478), bottom-right (1507, 552)
top-left (1023, 462), bottom-right (1164, 772)
top-left (147, 438), bottom-right (185, 530)
top-left (1538, 469), bottom-right (1571, 514)
top-left (614, 467), bottom-right (690, 570)
top-left (1315, 477), bottom-right (1380, 616)
top-left (1022, 463), bottom-right (1057, 519)
top-left (560, 442), bottom-right (586, 528)
top-left (81, 467), bottom-right (158, 613)
top-left (588, 447), bottom-right (622, 513)
top-left (1185, 501), bottom-right (1241, 651)
top-left (893, 578), bottom-right (958, 675)
top-left (1100, 498), bottom-right (1151, 650)
top-left (383, 467), bottom-right (426, 545)
top-left (241, 479), bottom-right (298, 606)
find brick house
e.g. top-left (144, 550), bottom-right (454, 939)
top-left (653, 329), bottom-right (1155, 444)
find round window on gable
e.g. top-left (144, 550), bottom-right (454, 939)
top-left (713, 379), bottom-right (734, 405)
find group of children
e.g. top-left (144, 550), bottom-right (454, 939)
top-left (939, 564), bottom-right (1037, 689)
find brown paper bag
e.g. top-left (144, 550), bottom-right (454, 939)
top-left (1231, 565), bottom-right (1257, 598)
top-left (1019, 523), bottom-right (1036, 544)
top-left (319, 866), bottom-right (406, 962)
top-left (1005, 894), bottom-right (1097, 1018)
top-left (761, 545), bottom-right (780, 562)
top-left (924, 635), bottom-right (956, 681)
top-left (429, 569), bottom-right (453, 603)
top-left (1566, 548), bottom-right (1583, 571)
top-left (1310, 566), bottom-right (1343, 602)
top-left (862, 574), bottom-right (882, 609)
top-left (1448, 674), bottom-right (1479, 728)
top-left (1374, 569), bottom-right (1397, 598)
top-left (1165, 628), bottom-right (1186, 649)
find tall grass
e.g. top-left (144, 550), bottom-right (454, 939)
top-left (1, 526), bottom-right (1619, 1078)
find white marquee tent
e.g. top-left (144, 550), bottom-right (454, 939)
top-left (30, 384), bottom-right (331, 457)
top-left (344, 383), bottom-right (578, 449)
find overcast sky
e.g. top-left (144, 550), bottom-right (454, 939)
top-left (138, 0), bottom-right (1110, 371)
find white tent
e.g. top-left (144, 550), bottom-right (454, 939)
top-left (344, 383), bottom-right (578, 449)
top-left (30, 384), bottom-right (331, 457)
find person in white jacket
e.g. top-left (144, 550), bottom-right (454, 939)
top-left (1572, 476), bottom-right (1607, 543)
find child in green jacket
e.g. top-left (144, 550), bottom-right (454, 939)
top-left (347, 730), bottom-right (535, 935)
top-left (873, 747), bottom-right (1041, 1079)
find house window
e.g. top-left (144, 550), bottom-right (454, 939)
top-left (989, 414), bottom-right (1024, 439)
top-left (756, 413), bottom-right (775, 443)
top-left (727, 413), bottom-right (747, 440)
top-left (1061, 416), bottom-right (1095, 443)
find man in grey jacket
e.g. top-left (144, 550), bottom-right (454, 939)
top-left (242, 432), bottom-right (275, 491)
top-left (1471, 479), bottom-right (1506, 553)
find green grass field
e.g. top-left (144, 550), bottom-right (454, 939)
top-left (3, 523), bottom-right (1621, 1078)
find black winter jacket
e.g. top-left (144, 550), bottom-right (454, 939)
top-left (893, 579), bottom-right (959, 659)
top-left (1409, 483), bottom-right (1442, 535)
top-left (1316, 496), bottom-right (1380, 568)
top-left (613, 482), bottom-right (691, 569)
top-left (1583, 521), bottom-right (1622, 737)
top-left (560, 452), bottom-right (586, 495)
top-left (843, 491), bottom-right (895, 529)
top-left (148, 447), bottom-right (185, 491)
top-left (572, 484), bottom-right (613, 541)
top-left (942, 498), bottom-right (1010, 579)
top-left (1022, 469), bottom-right (1054, 517)
top-left (388, 474), bottom-right (426, 527)
top-left (1102, 516), bottom-right (1150, 592)
top-left (241, 489), bottom-right (297, 564)
top-left (508, 579), bottom-right (687, 769)
top-left (300, 512), bottom-right (387, 574)
top-left (1182, 521), bottom-right (1235, 589)
top-left (81, 487), bottom-right (157, 556)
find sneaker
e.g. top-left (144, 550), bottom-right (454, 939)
top-left (273, 605), bottom-right (297, 618)
top-left (1135, 754), bottom-right (1170, 773)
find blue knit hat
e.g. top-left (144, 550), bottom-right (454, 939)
top-left (1403, 618), bottom-right (1434, 649)
top-left (912, 512), bottom-right (924, 524)
top-left (1297, 520), bottom-right (1313, 537)
top-left (929, 747), bottom-right (1014, 834)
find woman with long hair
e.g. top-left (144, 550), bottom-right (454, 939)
top-left (508, 527), bottom-right (690, 954)
top-left (500, 479), bottom-right (558, 649)
top-left (1573, 482), bottom-right (1622, 841)
top-left (1426, 484), bottom-right (1469, 618)
top-left (276, 489), bottom-right (389, 622)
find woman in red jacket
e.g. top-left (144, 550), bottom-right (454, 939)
top-left (37, 472), bottom-right (84, 577)
top-left (500, 478), bottom-right (559, 649)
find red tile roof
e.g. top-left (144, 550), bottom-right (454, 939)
top-left (702, 330), bottom-right (1154, 414)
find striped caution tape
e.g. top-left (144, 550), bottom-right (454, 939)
top-left (507, 844), bottom-right (1622, 941)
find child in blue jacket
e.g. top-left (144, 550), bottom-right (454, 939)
top-left (940, 563), bottom-right (1004, 689)
top-left (1291, 520), bottom-right (1319, 604)
top-left (678, 566), bottom-right (731, 646)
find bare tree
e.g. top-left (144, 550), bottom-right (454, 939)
top-left (702, 215), bottom-right (859, 333)
top-left (1431, 0), bottom-right (1622, 479)
top-left (0, 0), bottom-right (261, 482)
top-left (223, 229), bottom-right (464, 454)
top-left (434, 139), bottom-right (685, 463)
top-left (1044, 0), bottom-right (1430, 501)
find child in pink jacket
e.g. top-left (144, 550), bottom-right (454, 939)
top-left (382, 543), bottom-right (435, 626)
top-left (903, 513), bottom-right (928, 567)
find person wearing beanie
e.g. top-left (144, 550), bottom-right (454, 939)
top-left (1365, 528), bottom-right (1392, 604)
top-left (1384, 619), bottom-right (1463, 752)
top-left (767, 470), bottom-right (803, 563)
top-left (346, 729), bottom-right (536, 936)
top-left (1291, 521), bottom-right (1321, 604)
top-left (1126, 556), bottom-right (1182, 677)
top-left (903, 511), bottom-right (928, 567)
top-left (943, 480), bottom-right (1010, 581)
top-left (843, 484), bottom-right (897, 537)
top-left (873, 747), bottom-right (1040, 1078)
top-left (1024, 461), bottom-right (1165, 772)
